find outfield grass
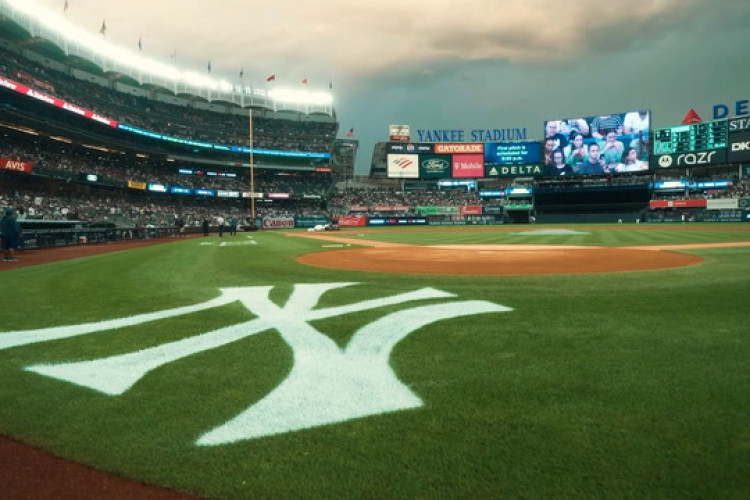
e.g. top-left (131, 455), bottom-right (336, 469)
top-left (0, 225), bottom-right (749, 499)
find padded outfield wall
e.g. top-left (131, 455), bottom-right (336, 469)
top-left (533, 183), bottom-right (652, 223)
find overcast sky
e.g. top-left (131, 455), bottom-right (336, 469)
top-left (22, 0), bottom-right (750, 173)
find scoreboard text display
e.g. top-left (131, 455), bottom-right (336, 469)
top-left (484, 141), bottom-right (541, 166)
top-left (652, 119), bottom-right (728, 154)
top-left (651, 119), bottom-right (729, 168)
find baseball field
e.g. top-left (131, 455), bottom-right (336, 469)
top-left (1, 224), bottom-right (749, 499)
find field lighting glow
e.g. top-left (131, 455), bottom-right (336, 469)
top-left (5, 0), bottom-right (330, 103)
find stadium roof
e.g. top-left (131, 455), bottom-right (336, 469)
top-left (0, 0), bottom-right (335, 117)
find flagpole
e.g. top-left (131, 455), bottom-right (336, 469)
top-left (249, 109), bottom-right (255, 223)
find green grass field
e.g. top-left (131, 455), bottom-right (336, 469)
top-left (1, 224), bottom-right (749, 499)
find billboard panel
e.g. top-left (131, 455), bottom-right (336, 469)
top-left (386, 142), bottom-right (432, 154)
top-left (419, 155), bottom-right (451, 179)
top-left (484, 141), bottom-right (541, 166)
top-left (543, 110), bottom-right (650, 175)
top-left (387, 154), bottom-right (419, 178)
top-left (389, 124), bottom-right (411, 142)
top-left (650, 149), bottom-right (727, 169)
top-left (451, 154), bottom-right (484, 178)
top-left (728, 130), bottom-right (750, 162)
top-left (485, 164), bottom-right (543, 178)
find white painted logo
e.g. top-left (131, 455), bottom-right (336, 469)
top-left (0, 283), bottom-right (511, 445)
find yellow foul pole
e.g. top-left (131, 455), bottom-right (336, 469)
top-left (249, 109), bottom-right (255, 221)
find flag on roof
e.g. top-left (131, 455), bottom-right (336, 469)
top-left (239, 68), bottom-right (244, 78)
top-left (267, 74), bottom-right (276, 82)
top-left (346, 128), bottom-right (354, 137)
top-left (301, 78), bottom-right (308, 85)
top-left (207, 60), bottom-right (212, 73)
top-left (138, 37), bottom-right (142, 52)
top-left (329, 80), bottom-right (333, 90)
top-left (99, 20), bottom-right (106, 36)
top-left (63, 0), bottom-right (68, 13)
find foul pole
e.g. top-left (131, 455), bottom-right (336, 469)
top-left (249, 109), bottom-right (255, 221)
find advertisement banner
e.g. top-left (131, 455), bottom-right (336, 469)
top-left (389, 124), bottom-right (411, 142)
top-left (650, 149), bottom-right (727, 169)
top-left (0, 75), bottom-right (118, 128)
top-left (452, 154), bottom-right (484, 178)
top-left (0, 158), bottom-right (33, 173)
top-left (295, 217), bottom-right (330, 228)
top-left (434, 143), bottom-right (484, 154)
top-left (217, 190), bottom-right (240, 198)
top-left (338, 216), bottom-right (367, 227)
top-left (485, 164), bottom-right (543, 178)
top-left (706, 199), bottom-right (739, 210)
top-left (372, 205), bottom-right (411, 212)
top-left (482, 205), bottom-right (504, 215)
top-left (738, 198), bottom-right (750, 208)
top-left (386, 143), bottom-right (433, 154)
top-left (262, 217), bottom-right (295, 230)
top-left (127, 180), bottom-right (147, 190)
top-left (649, 199), bottom-right (707, 208)
top-left (459, 206), bottom-right (482, 215)
top-left (419, 155), bottom-right (451, 179)
top-left (415, 206), bottom-right (459, 215)
top-left (728, 130), bottom-right (750, 162)
top-left (367, 217), bottom-right (428, 226)
top-left (387, 153), bottom-right (419, 179)
top-left (347, 205), bottom-right (369, 212)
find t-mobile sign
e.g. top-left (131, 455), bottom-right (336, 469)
top-left (452, 154), bottom-right (484, 178)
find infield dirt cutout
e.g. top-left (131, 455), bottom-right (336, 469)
top-left (291, 229), bottom-right (750, 275)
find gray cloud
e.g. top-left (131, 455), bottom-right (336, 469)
top-left (24, 0), bottom-right (750, 173)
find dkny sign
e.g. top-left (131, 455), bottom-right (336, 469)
top-left (729, 131), bottom-right (750, 162)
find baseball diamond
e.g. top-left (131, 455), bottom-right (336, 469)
top-left (1, 2), bottom-right (750, 497)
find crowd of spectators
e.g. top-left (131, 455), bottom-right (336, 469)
top-left (0, 132), bottom-right (332, 196)
top-left (0, 48), bottom-right (336, 154)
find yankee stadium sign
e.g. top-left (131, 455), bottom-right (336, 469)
top-left (416, 127), bottom-right (528, 142)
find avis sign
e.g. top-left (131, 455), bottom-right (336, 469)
top-left (651, 149), bottom-right (727, 169)
top-left (0, 283), bottom-right (510, 446)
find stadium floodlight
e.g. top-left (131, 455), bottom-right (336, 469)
top-left (268, 88), bottom-right (333, 106)
top-left (4, 0), bottom-right (328, 105)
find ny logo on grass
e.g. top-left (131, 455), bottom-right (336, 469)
top-left (0, 283), bottom-right (511, 445)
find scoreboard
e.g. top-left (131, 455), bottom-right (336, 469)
top-left (653, 119), bottom-right (728, 154)
top-left (484, 141), bottom-right (541, 165)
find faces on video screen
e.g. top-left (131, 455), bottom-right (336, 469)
top-left (543, 111), bottom-right (650, 176)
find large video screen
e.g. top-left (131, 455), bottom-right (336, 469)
top-left (542, 110), bottom-right (650, 176)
